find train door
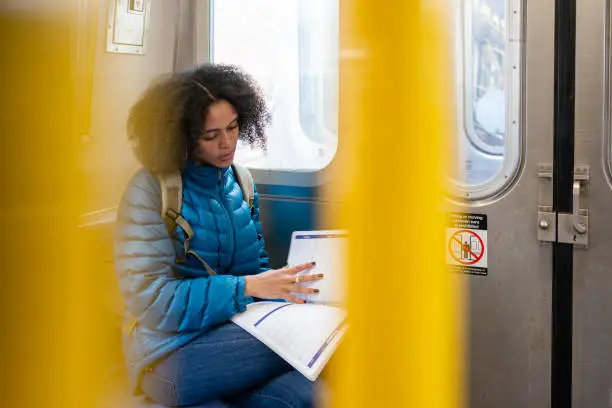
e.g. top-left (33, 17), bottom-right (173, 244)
top-left (572, 0), bottom-right (612, 406)
top-left (452, 0), bottom-right (612, 406)
top-left (448, 0), bottom-right (554, 406)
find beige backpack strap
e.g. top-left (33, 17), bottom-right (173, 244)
top-left (156, 170), bottom-right (217, 276)
top-left (157, 171), bottom-right (191, 235)
top-left (185, 249), bottom-right (217, 276)
top-left (232, 163), bottom-right (255, 210)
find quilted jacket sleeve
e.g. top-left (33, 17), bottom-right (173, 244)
top-left (251, 185), bottom-right (271, 273)
top-left (114, 170), bottom-right (248, 333)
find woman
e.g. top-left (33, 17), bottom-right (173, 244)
top-left (114, 64), bottom-right (324, 407)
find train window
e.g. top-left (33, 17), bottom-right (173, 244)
top-left (210, 0), bottom-right (339, 171)
top-left (451, 0), bottom-right (523, 198)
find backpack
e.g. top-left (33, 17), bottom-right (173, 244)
top-left (155, 163), bottom-right (255, 276)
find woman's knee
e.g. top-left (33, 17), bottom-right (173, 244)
top-left (251, 371), bottom-right (318, 408)
top-left (140, 368), bottom-right (181, 407)
top-left (141, 367), bottom-right (222, 407)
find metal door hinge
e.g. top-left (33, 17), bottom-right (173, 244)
top-left (537, 164), bottom-right (589, 248)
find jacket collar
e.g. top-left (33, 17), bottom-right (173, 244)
top-left (183, 160), bottom-right (230, 189)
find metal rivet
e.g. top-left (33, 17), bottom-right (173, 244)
top-left (539, 220), bottom-right (549, 230)
top-left (574, 223), bottom-right (587, 234)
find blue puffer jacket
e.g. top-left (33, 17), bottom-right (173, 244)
top-left (114, 161), bottom-right (270, 394)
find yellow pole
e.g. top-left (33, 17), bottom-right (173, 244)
top-left (0, 3), bottom-right (99, 407)
top-left (328, 0), bottom-right (462, 406)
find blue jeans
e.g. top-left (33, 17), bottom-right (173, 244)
top-left (140, 322), bottom-right (320, 407)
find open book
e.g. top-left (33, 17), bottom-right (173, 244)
top-left (231, 230), bottom-right (348, 381)
top-left (231, 302), bottom-right (347, 381)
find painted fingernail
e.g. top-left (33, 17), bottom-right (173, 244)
top-left (318, 274), bottom-right (324, 278)
top-left (303, 300), bottom-right (308, 304)
top-left (311, 261), bottom-right (316, 266)
top-left (314, 289), bottom-right (320, 293)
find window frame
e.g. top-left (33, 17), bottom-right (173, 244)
top-left (199, 0), bottom-right (339, 187)
top-left (604, 0), bottom-right (612, 187)
top-left (449, 0), bottom-right (525, 201)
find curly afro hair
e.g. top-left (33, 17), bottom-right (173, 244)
top-left (127, 64), bottom-right (270, 173)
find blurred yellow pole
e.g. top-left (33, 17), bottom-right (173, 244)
top-left (0, 3), bottom-right (99, 407)
top-left (329, 0), bottom-right (462, 407)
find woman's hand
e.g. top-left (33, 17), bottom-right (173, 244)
top-left (244, 262), bottom-right (324, 304)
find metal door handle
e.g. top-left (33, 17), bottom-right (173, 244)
top-left (573, 181), bottom-right (587, 234)
top-left (538, 163), bottom-right (589, 247)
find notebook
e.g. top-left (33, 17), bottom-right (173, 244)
top-left (287, 230), bottom-right (348, 305)
top-left (231, 230), bottom-right (348, 381)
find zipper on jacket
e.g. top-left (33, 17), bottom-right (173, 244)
top-left (217, 168), bottom-right (222, 269)
top-left (218, 168), bottom-right (237, 272)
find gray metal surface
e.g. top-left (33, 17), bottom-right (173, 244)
top-left (573, 0), bottom-right (612, 406)
top-left (464, 0), bottom-right (554, 406)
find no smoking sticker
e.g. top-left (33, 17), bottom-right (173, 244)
top-left (447, 213), bottom-right (488, 276)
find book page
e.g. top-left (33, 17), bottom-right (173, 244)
top-left (232, 301), bottom-right (347, 381)
top-left (287, 231), bottom-right (347, 304)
